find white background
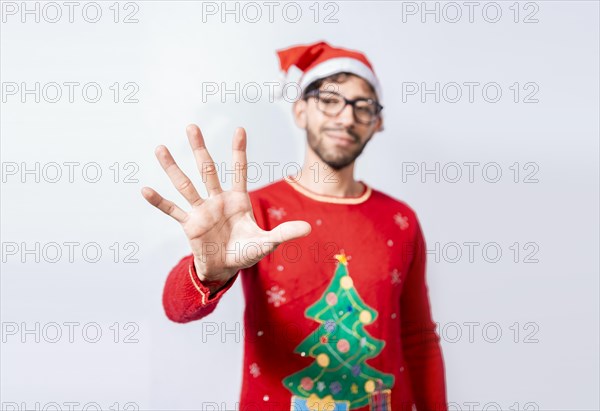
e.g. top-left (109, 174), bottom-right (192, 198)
top-left (1, 1), bottom-right (599, 410)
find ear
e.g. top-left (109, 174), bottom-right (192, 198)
top-left (293, 99), bottom-right (308, 129)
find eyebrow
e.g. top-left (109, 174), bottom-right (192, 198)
top-left (318, 89), bottom-right (377, 101)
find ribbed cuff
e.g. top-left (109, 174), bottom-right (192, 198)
top-left (188, 261), bottom-right (239, 304)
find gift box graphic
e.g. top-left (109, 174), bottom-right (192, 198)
top-left (369, 389), bottom-right (392, 411)
top-left (291, 394), bottom-right (350, 411)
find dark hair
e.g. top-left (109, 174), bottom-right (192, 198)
top-left (302, 72), bottom-right (377, 99)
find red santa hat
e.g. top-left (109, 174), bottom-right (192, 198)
top-left (275, 41), bottom-right (383, 102)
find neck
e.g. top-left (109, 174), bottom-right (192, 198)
top-left (293, 145), bottom-right (363, 197)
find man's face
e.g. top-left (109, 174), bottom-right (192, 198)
top-left (294, 75), bottom-right (383, 171)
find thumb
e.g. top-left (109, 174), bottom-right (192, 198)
top-left (266, 220), bottom-right (312, 246)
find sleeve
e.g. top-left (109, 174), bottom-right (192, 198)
top-left (162, 253), bottom-right (240, 324)
top-left (400, 216), bottom-right (448, 411)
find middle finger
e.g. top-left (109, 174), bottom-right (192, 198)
top-left (186, 124), bottom-right (224, 197)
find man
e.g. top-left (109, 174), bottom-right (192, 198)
top-left (141, 41), bottom-right (448, 411)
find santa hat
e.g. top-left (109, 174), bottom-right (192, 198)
top-left (275, 41), bottom-right (383, 102)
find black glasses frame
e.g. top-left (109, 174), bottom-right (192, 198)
top-left (303, 89), bottom-right (384, 124)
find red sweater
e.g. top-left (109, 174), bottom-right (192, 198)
top-left (162, 176), bottom-right (448, 411)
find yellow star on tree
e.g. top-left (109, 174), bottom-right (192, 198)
top-left (334, 250), bottom-right (350, 265)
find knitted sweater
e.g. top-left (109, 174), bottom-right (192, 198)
top-left (162, 176), bottom-right (448, 411)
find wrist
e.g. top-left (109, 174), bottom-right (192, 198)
top-left (201, 278), bottom-right (227, 295)
top-left (193, 258), bottom-right (230, 292)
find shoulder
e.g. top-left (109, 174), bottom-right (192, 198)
top-left (368, 184), bottom-right (419, 219)
top-left (366, 184), bottom-right (425, 239)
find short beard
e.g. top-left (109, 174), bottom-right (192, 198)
top-left (306, 126), bottom-right (371, 171)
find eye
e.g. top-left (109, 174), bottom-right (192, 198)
top-left (355, 104), bottom-right (376, 115)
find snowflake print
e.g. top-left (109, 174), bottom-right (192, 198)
top-left (266, 285), bottom-right (287, 307)
top-left (317, 381), bottom-right (326, 392)
top-left (267, 207), bottom-right (287, 220)
top-left (391, 268), bottom-right (402, 285)
top-left (394, 212), bottom-right (409, 230)
top-left (249, 363), bottom-right (261, 378)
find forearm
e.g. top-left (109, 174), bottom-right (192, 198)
top-left (403, 328), bottom-right (448, 411)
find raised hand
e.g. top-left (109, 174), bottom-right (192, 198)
top-left (141, 124), bottom-right (311, 291)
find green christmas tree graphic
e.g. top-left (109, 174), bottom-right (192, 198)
top-left (282, 252), bottom-right (395, 409)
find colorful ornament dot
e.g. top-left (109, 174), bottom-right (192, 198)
top-left (301, 377), bottom-right (314, 390)
top-left (365, 380), bottom-right (376, 393)
top-left (359, 310), bottom-right (373, 324)
top-left (336, 339), bottom-right (350, 353)
top-left (325, 292), bottom-right (337, 306)
top-left (330, 381), bottom-right (342, 394)
top-left (324, 320), bottom-right (336, 333)
top-left (340, 276), bottom-right (353, 289)
top-left (316, 353), bottom-right (330, 367)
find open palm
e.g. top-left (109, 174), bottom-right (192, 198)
top-left (141, 124), bottom-right (311, 286)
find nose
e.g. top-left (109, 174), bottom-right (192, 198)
top-left (334, 103), bottom-right (355, 127)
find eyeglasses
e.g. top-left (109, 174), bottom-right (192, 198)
top-left (304, 89), bottom-right (383, 125)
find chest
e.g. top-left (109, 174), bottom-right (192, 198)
top-left (254, 206), bottom-right (415, 320)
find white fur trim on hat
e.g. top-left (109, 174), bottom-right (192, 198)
top-left (299, 57), bottom-right (383, 102)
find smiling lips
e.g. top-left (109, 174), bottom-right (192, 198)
top-left (325, 131), bottom-right (356, 146)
